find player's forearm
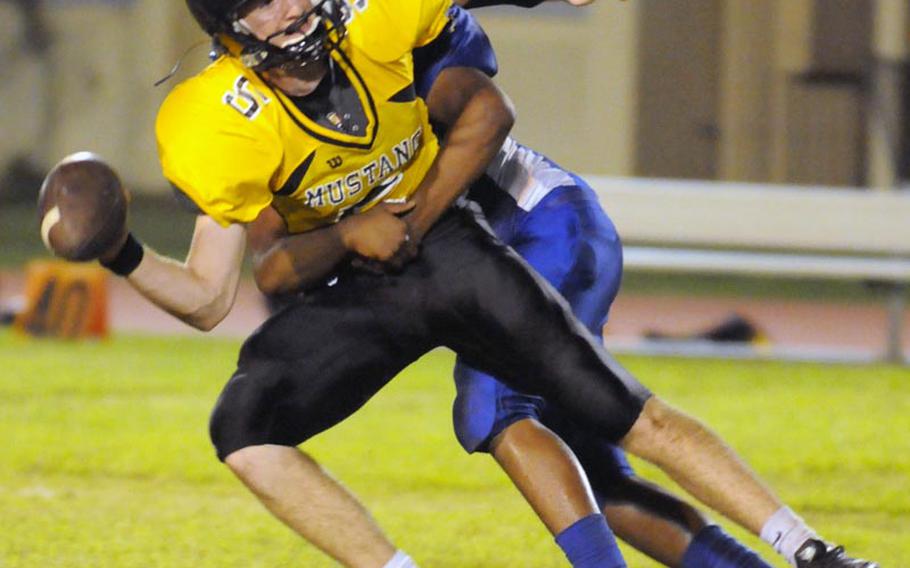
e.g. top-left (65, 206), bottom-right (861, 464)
top-left (253, 224), bottom-right (349, 295)
top-left (126, 249), bottom-right (239, 331)
top-left (120, 217), bottom-right (245, 331)
top-left (251, 201), bottom-right (415, 295)
top-left (411, 69), bottom-right (515, 237)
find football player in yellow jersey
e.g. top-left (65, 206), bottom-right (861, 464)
top-left (159, 1), bottom-right (446, 233)
top-left (83, 0), bottom-right (875, 567)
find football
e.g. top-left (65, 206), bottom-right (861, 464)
top-left (37, 152), bottom-right (129, 262)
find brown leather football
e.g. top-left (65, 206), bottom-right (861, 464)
top-left (37, 153), bottom-right (128, 261)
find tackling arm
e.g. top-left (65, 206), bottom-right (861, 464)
top-left (117, 215), bottom-right (246, 331)
top-left (247, 201), bottom-right (416, 296)
top-left (404, 67), bottom-right (515, 243)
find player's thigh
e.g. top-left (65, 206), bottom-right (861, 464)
top-left (452, 187), bottom-right (623, 453)
top-left (434, 205), bottom-right (650, 443)
top-left (512, 186), bottom-right (632, 486)
top-left (210, 282), bottom-right (431, 461)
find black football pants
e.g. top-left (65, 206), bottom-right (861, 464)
top-left (209, 203), bottom-right (652, 461)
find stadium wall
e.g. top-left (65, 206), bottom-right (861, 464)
top-left (1, 0), bottom-right (641, 194)
top-left (3, 1), bottom-right (907, 194)
top-left (0, 3), bottom-right (46, 176)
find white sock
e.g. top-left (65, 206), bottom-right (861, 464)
top-left (382, 550), bottom-right (418, 568)
top-left (760, 506), bottom-right (818, 566)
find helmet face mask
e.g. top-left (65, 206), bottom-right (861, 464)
top-left (187, 0), bottom-right (350, 73)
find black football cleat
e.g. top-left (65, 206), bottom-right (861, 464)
top-left (795, 539), bottom-right (879, 568)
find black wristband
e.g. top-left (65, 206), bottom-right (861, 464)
top-left (101, 233), bottom-right (144, 276)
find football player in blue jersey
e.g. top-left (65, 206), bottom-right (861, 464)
top-left (415, 2), bottom-right (878, 567)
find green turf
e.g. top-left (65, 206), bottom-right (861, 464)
top-left (1, 333), bottom-right (908, 567)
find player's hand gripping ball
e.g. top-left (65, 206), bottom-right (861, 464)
top-left (37, 152), bottom-right (129, 261)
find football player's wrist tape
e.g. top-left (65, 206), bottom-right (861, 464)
top-left (101, 233), bottom-right (144, 276)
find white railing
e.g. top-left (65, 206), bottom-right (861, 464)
top-left (587, 177), bottom-right (910, 363)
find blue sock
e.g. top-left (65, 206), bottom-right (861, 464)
top-left (554, 513), bottom-right (626, 568)
top-left (681, 525), bottom-right (773, 568)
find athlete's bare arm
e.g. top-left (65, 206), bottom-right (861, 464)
top-left (106, 215), bottom-right (246, 331)
top-left (247, 201), bottom-right (414, 295)
top-left (405, 66), bottom-right (514, 243)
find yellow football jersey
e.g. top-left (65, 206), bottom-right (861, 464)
top-left (156, 0), bottom-right (452, 232)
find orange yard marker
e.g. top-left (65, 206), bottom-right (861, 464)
top-left (14, 260), bottom-right (108, 339)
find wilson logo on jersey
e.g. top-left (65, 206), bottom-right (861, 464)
top-left (303, 126), bottom-right (423, 208)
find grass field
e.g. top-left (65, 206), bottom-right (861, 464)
top-left (1, 333), bottom-right (908, 567)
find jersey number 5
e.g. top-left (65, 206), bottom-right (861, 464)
top-left (224, 77), bottom-right (271, 120)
